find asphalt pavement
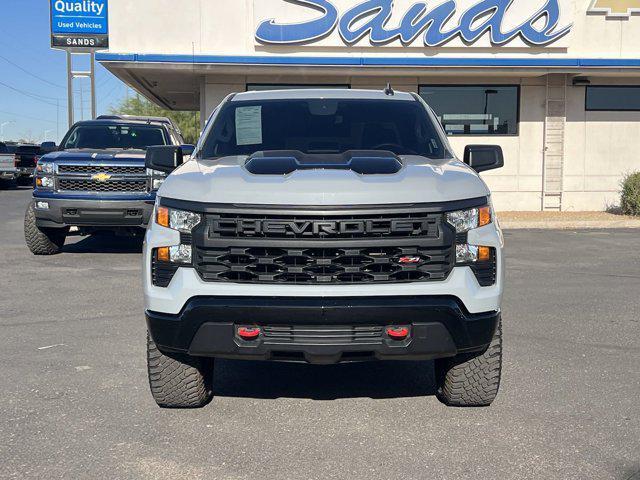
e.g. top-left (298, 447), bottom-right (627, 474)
top-left (1, 186), bottom-right (639, 480)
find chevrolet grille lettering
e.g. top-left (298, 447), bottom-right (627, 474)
top-left (210, 219), bottom-right (434, 237)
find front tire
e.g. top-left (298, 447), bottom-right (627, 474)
top-left (147, 333), bottom-right (214, 408)
top-left (24, 202), bottom-right (68, 255)
top-left (435, 318), bottom-right (502, 407)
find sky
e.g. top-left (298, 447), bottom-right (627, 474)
top-left (0, 0), bottom-right (129, 144)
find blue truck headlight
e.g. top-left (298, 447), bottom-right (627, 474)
top-left (35, 161), bottom-right (55, 190)
top-left (148, 169), bottom-right (167, 191)
top-left (36, 162), bottom-right (55, 175)
top-left (35, 176), bottom-right (54, 189)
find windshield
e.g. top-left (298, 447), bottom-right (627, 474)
top-left (62, 124), bottom-right (168, 150)
top-left (201, 98), bottom-right (448, 159)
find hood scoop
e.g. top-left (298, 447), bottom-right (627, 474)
top-left (244, 150), bottom-right (403, 176)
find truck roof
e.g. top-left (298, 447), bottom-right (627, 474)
top-left (96, 114), bottom-right (175, 125)
top-left (231, 88), bottom-right (416, 102)
top-left (93, 115), bottom-right (183, 135)
top-left (72, 118), bottom-right (172, 128)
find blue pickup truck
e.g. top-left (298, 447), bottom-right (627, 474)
top-left (24, 115), bottom-right (190, 255)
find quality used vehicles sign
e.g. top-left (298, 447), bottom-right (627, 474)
top-left (50, 0), bottom-right (109, 49)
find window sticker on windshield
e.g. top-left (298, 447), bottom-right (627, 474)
top-left (235, 106), bottom-right (263, 146)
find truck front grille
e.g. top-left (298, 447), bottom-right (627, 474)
top-left (194, 245), bottom-right (453, 284)
top-left (58, 178), bottom-right (148, 193)
top-left (57, 165), bottom-right (146, 175)
top-left (190, 207), bottom-right (455, 285)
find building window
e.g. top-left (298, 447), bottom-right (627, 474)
top-left (419, 85), bottom-right (519, 135)
top-left (247, 84), bottom-right (350, 91)
top-left (586, 86), bottom-right (640, 112)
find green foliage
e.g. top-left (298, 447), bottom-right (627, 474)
top-left (621, 172), bottom-right (640, 216)
top-left (110, 95), bottom-right (200, 144)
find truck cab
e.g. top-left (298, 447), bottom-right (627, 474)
top-left (24, 115), bottom-right (190, 255)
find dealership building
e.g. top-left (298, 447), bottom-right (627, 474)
top-left (95, 0), bottom-right (640, 211)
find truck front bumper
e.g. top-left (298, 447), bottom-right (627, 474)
top-left (0, 169), bottom-right (17, 180)
top-left (33, 195), bottom-right (155, 228)
top-left (16, 167), bottom-right (34, 177)
top-left (146, 296), bottom-right (500, 364)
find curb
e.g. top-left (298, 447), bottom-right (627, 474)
top-left (500, 220), bottom-right (640, 230)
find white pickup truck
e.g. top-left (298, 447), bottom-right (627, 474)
top-left (0, 142), bottom-right (18, 184)
top-left (142, 88), bottom-right (505, 409)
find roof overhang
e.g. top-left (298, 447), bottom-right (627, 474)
top-left (96, 53), bottom-right (640, 111)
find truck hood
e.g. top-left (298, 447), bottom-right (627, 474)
top-left (159, 155), bottom-right (490, 205)
top-left (43, 149), bottom-right (146, 162)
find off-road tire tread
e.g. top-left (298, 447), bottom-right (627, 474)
top-left (24, 202), bottom-right (67, 255)
top-left (147, 333), bottom-right (213, 408)
top-left (436, 319), bottom-right (502, 407)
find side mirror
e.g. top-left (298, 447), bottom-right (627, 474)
top-left (145, 145), bottom-right (194, 173)
top-left (181, 144), bottom-right (195, 157)
top-left (40, 141), bottom-right (57, 153)
top-left (463, 145), bottom-right (504, 173)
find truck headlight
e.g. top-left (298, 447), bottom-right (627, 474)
top-left (154, 206), bottom-right (201, 267)
top-left (447, 205), bottom-right (494, 266)
top-left (148, 169), bottom-right (167, 191)
top-left (446, 206), bottom-right (492, 233)
top-left (456, 244), bottom-right (491, 263)
top-left (36, 176), bottom-right (54, 189)
top-left (35, 161), bottom-right (55, 190)
top-left (156, 245), bottom-right (193, 264)
top-left (155, 206), bottom-right (201, 233)
top-left (36, 162), bottom-right (55, 175)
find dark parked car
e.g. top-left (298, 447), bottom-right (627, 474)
top-left (0, 142), bottom-right (18, 184)
top-left (14, 144), bottom-right (43, 185)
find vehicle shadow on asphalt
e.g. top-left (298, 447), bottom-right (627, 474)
top-left (0, 182), bottom-right (33, 191)
top-left (213, 359), bottom-right (437, 400)
top-left (63, 233), bottom-right (144, 254)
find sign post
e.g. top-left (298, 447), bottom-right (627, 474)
top-left (50, 0), bottom-right (109, 125)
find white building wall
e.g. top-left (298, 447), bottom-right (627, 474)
top-left (106, 0), bottom-right (640, 59)
top-left (201, 72), bottom-right (640, 211)
top-left (563, 77), bottom-right (640, 211)
top-left (103, 0), bottom-right (640, 211)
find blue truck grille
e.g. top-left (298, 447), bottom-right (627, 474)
top-left (57, 165), bottom-right (146, 175)
top-left (58, 178), bottom-right (148, 193)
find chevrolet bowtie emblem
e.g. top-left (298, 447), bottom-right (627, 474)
top-left (92, 173), bottom-right (112, 182)
top-left (590, 0), bottom-right (640, 17)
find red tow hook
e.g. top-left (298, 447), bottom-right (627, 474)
top-left (237, 326), bottom-right (261, 340)
top-left (386, 326), bottom-right (410, 341)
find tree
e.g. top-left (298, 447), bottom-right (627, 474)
top-left (110, 95), bottom-right (200, 144)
